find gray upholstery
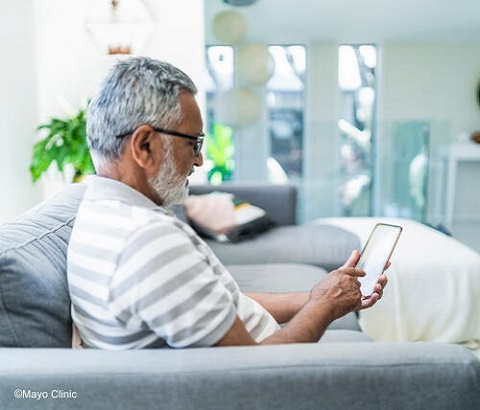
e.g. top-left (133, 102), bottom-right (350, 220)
top-left (228, 263), bottom-right (329, 293)
top-left (1, 344), bottom-right (479, 410)
top-left (227, 263), bottom-right (360, 330)
top-left (188, 183), bottom-right (361, 271)
top-left (1, 182), bottom-right (479, 410)
top-left (0, 183), bottom-right (85, 347)
top-left (210, 224), bottom-right (361, 271)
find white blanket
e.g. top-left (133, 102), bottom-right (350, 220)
top-left (317, 217), bottom-right (480, 351)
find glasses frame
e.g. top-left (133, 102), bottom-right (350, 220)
top-left (115, 126), bottom-right (204, 156)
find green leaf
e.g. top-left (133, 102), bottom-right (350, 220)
top-left (29, 103), bottom-right (94, 182)
top-left (206, 120), bottom-right (234, 183)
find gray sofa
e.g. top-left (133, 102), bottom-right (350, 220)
top-left (184, 183), bottom-right (363, 271)
top-left (0, 182), bottom-right (479, 410)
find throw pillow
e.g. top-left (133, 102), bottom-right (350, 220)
top-left (184, 192), bottom-right (276, 242)
top-left (0, 183), bottom-right (86, 347)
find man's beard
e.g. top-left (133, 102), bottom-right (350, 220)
top-left (148, 145), bottom-right (190, 207)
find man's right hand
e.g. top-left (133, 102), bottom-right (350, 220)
top-left (215, 250), bottom-right (366, 347)
top-left (308, 262), bottom-right (365, 322)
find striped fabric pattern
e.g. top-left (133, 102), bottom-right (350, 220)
top-left (67, 177), bottom-right (279, 349)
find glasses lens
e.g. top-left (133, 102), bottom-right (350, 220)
top-left (195, 137), bottom-right (203, 156)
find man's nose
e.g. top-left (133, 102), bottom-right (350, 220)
top-left (194, 152), bottom-right (204, 167)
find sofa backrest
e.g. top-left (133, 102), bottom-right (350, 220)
top-left (0, 183), bottom-right (86, 347)
top-left (189, 183), bottom-right (297, 226)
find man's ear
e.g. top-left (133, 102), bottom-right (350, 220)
top-left (129, 125), bottom-right (160, 169)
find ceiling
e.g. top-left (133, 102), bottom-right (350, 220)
top-left (205, 0), bottom-right (480, 44)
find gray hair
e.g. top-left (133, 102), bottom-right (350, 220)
top-left (87, 56), bottom-right (197, 163)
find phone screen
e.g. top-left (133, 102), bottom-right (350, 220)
top-left (357, 223), bottom-right (402, 297)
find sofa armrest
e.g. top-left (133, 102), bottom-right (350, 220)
top-left (1, 344), bottom-right (478, 409)
top-left (189, 183), bottom-right (297, 226)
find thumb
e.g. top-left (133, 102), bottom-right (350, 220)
top-left (341, 250), bottom-right (360, 269)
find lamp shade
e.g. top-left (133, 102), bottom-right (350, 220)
top-left (215, 87), bottom-right (261, 129)
top-left (236, 44), bottom-right (275, 85)
top-left (85, 0), bottom-right (154, 55)
top-left (212, 11), bottom-right (247, 45)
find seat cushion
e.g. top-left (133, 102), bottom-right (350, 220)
top-left (319, 329), bottom-right (373, 342)
top-left (0, 183), bottom-right (86, 347)
top-left (227, 263), bottom-right (360, 331)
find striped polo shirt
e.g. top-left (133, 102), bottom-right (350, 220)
top-left (67, 176), bottom-right (279, 349)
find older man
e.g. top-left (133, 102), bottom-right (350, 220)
top-left (67, 56), bottom-right (385, 349)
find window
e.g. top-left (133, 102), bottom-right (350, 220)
top-left (205, 44), bottom-right (306, 184)
top-left (338, 44), bottom-right (377, 216)
top-left (267, 45), bottom-right (306, 181)
top-left (205, 46), bottom-right (235, 184)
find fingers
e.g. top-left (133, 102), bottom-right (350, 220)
top-left (361, 293), bottom-right (379, 309)
top-left (358, 274), bottom-right (388, 310)
top-left (341, 250), bottom-right (360, 269)
top-left (336, 251), bottom-right (363, 277)
top-left (341, 267), bottom-right (365, 278)
top-left (373, 286), bottom-right (384, 301)
top-left (312, 266), bottom-right (367, 318)
top-left (377, 274), bottom-right (388, 289)
top-left (375, 274), bottom-right (388, 299)
top-left (360, 286), bottom-right (383, 309)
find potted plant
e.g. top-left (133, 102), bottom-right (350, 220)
top-left (206, 120), bottom-right (234, 185)
top-left (30, 104), bottom-right (95, 183)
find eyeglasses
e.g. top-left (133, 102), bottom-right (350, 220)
top-left (116, 126), bottom-right (204, 156)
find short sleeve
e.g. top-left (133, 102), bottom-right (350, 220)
top-left (108, 222), bottom-right (237, 348)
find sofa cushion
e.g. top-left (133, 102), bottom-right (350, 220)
top-left (227, 263), bottom-right (360, 331)
top-left (0, 183), bottom-right (86, 347)
top-left (184, 192), bottom-right (276, 242)
top-left (189, 183), bottom-right (297, 226)
top-left (0, 343), bottom-right (479, 410)
top-left (208, 223), bottom-right (362, 271)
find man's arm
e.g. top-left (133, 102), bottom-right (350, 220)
top-left (244, 291), bottom-right (309, 324)
top-left (243, 251), bottom-right (362, 324)
top-left (244, 251), bottom-right (387, 323)
top-left (246, 272), bottom-right (387, 323)
top-left (216, 251), bottom-right (388, 347)
top-left (216, 263), bottom-right (366, 346)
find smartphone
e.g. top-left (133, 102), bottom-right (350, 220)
top-left (357, 223), bottom-right (403, 297)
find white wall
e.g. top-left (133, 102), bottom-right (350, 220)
top-left (380, 44), bottom-right (480, 137)
top-left (0, 0), bottom-right (42, 222)
top-left (34, 0), bottom-right (206, 120)
top-left (0, 0), bottom-right (205, 221)
top-left (303, 43), bottom-right (340, 220)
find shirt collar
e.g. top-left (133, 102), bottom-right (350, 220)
top-left (84, 175), bottom-right (162, 210)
